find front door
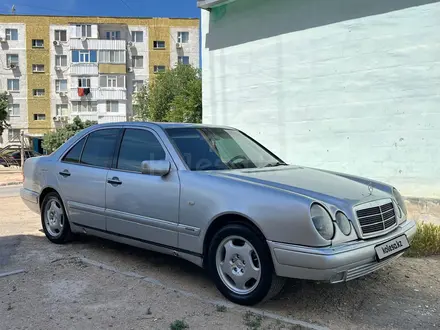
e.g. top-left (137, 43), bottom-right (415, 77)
top-left (56, 128), bottom-right (121, 230)
top-left (105, 128), bottom-right (180, 248)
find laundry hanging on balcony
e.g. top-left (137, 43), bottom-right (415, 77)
top-left (77, 88), bottom-right (91, 96)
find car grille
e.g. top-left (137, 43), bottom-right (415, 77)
top-left (356, 202), bottom-right (397, 236)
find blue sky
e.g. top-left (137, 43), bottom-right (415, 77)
top-left (0, 0), bottom-right (200, 18)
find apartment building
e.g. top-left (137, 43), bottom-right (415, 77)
top-left (0, 15), bottom-right (199, 153)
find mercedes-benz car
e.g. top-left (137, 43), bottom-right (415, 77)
top-left (20, 122), bottom-right (416, 305)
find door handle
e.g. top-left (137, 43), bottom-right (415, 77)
top-left (59, 170), bottom-right (71, 177)
top-left (107, 177), bottom-right (122, 185)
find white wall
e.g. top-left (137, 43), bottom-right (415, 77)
top-left (0, 23), bottom-right (28, 146)
top-left (170, 27), bottom-right (200, 68)
top-left (202, 0), bottom-right (440, 198)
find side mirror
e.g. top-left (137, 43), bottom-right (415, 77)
top-left (141, 160), bottom-right (171, 176)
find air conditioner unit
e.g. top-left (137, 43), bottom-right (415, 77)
top-left (53, 115), bottom-right (62, 122)
top-left (9, 63), bottom-right (18, 69)
top-left (127, 41), bottom-right (134, 47)
top-left (59, 92), bottom-right (66, 97)
top-left (55, 66), bottom-right (62, 71)
top-left (61, 116), bottom-right (68, 121)
top-left (53, 40), bottom-right (61, 46)
top-left (0, 37), bottom-right (6, 43)
top-left (127, 67), bottom-right (133, 72)
top-left (176, 42), bottom-right (183, 48)
top-left (5, 91), bottom-right (11, 95)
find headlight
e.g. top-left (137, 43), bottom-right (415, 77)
top-left (335, 212), bottom-right (351, 235)
top-left (393, 188), bottom-right (407, 216)
top-left (310, 204), bottom-right (334, 240)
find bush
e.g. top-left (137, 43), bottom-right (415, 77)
top-left (406, 222), bottom-right (440, 257)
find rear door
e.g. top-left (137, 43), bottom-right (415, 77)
top-left (56, 128), bottom-right (121, 230)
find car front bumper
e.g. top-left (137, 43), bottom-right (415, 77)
top-left (20, 188), bottom-right (40, 214)
top-left (268, 220), bottom-right (417, 283)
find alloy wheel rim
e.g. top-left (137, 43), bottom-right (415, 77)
top-left (44, 198), bottom-right (64, 238)
top-left (215, 235), bottom-right (261, 295)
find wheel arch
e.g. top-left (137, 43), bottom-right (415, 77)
top-left (202, 212), bottom-right (268, 268)
top-left (39, 186), bottom-right (61, 209)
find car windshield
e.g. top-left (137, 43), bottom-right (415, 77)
top-left (166, 127), bottom-right (287, 171)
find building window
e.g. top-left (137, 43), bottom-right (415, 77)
top-left (106, 101), bottom-right (118, 113)
top-left (32, 64), bottom-right (45, 73)
top-left (33, 89), bottom-right (45, 97)
top-left (99, 75), bottom-right (125, 88)
top-left (6, 54), bottom-right (19, 67)
top-left (56, 104), bottom-right (69, 116)
top-left (72, 50), bottom-right (97, 63)
top-left (154, 65), bottom-right (166, 73)
top-left (105, 31), bottom-right (121, 40)
top-left (8, 129), bottom-right (21, 142)
top-left (55, 55), bottom-right (68, 67)
top-left (6, 29), bottom-right (18, 41)
top-left (178, 56), bottom-right (190, 65)
top-left (99, 50), bottom-right (125, 63)
top-left (177, 32), bottom-right (189, 43)
top-left (33, 114), bottom-right (46, 121)
top-left (153, 40), bottom-right (165, 49)
top-left (54, 30), bottom-right (67, 42)
top-left (78, 78), bottom-right (91, 88)
top-left (72, 101), bottom-right (97, 112)
top-left (131, 31), bottom-right (143, 43)
top-left (32, 39), bottom-right (44, 48)
top-left (55, 79), bottom-right (68, 92)
top-left (8, 104), bottom-right (20, 117)
top-left (133, 80), bottom-right (144, 93)
top-left (7, 79), bottom-right (19, 91)
top-left (76, 24), bottom-right (92, 38)
top-left (132, 55), bottom-right (143, 68)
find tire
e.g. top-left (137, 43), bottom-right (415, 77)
top-left (41, 192), bottom-right (72, 244)
top-left (207, 224), bottom-right (286, 306)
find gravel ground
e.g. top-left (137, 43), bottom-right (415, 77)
top-left (1, 195), bottom-right (440, 330)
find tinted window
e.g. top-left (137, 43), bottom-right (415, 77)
top-left (166, 128), bottom-right (228, 171)
top-left (117, 129), bottom-right (166, 172)
top-left (80, 129), bottom-right (119, 168)
top-left (63, 137), bottom-right (86, 163)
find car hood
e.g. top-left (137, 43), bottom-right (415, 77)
top-left (211, 165), bottom-right (391, 207)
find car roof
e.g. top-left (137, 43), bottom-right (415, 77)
top-left (88, 122), bottom-right (236, 130)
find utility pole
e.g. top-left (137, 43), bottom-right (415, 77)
top-left (20, 129), bottom-right (24, 169)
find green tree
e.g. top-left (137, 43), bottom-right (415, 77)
top-left (134, 64), bottom-right (202, 123)
top-left (0, 92), bottom-right (9, 136)
top-left (42, 116), bottom-right (96, 153)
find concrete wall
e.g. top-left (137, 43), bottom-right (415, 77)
top-left (170, 27), bottom-right (200, 68)
top-left (201, 0), bottom-right (440, 198)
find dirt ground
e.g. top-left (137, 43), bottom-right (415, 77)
top-left (0, 169), bottom-right (23, 186)
top-left (1, 194), bottom-right (440, 330)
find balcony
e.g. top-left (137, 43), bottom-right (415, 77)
top-left (70, 39), bottom-right (126, 51)
top-left (70, 87), bottom-right (127, 101)
top-left (69, 113), bottom-right (127, 124)
top-left (70, 63), bottom-right (99, 76)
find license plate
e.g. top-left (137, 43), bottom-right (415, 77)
top-left (375, 235), bottom-right (410, 260)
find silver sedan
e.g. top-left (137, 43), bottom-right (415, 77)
top-left (21, 122), bottom-right (416, 305)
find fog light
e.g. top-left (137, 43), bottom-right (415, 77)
top-left (330, 272), bottom-right (346, 284)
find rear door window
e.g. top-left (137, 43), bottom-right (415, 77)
top-left (62, 137), bottom-right (86, 163)
top-left (80, 129), bottom-right (120, 168)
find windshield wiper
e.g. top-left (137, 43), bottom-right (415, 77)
top-left (264, 162), bottom-right (288, 168)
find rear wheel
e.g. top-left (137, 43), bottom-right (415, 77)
top-left (208, 224), bottom-right (285, 305)
top-left (41, 192), bottom-right (72, 244)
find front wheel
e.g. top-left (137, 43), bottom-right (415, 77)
top-left (208, 224), bottom-right (285, 305)
top-left (41, 192), bottom-right (72, 244)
